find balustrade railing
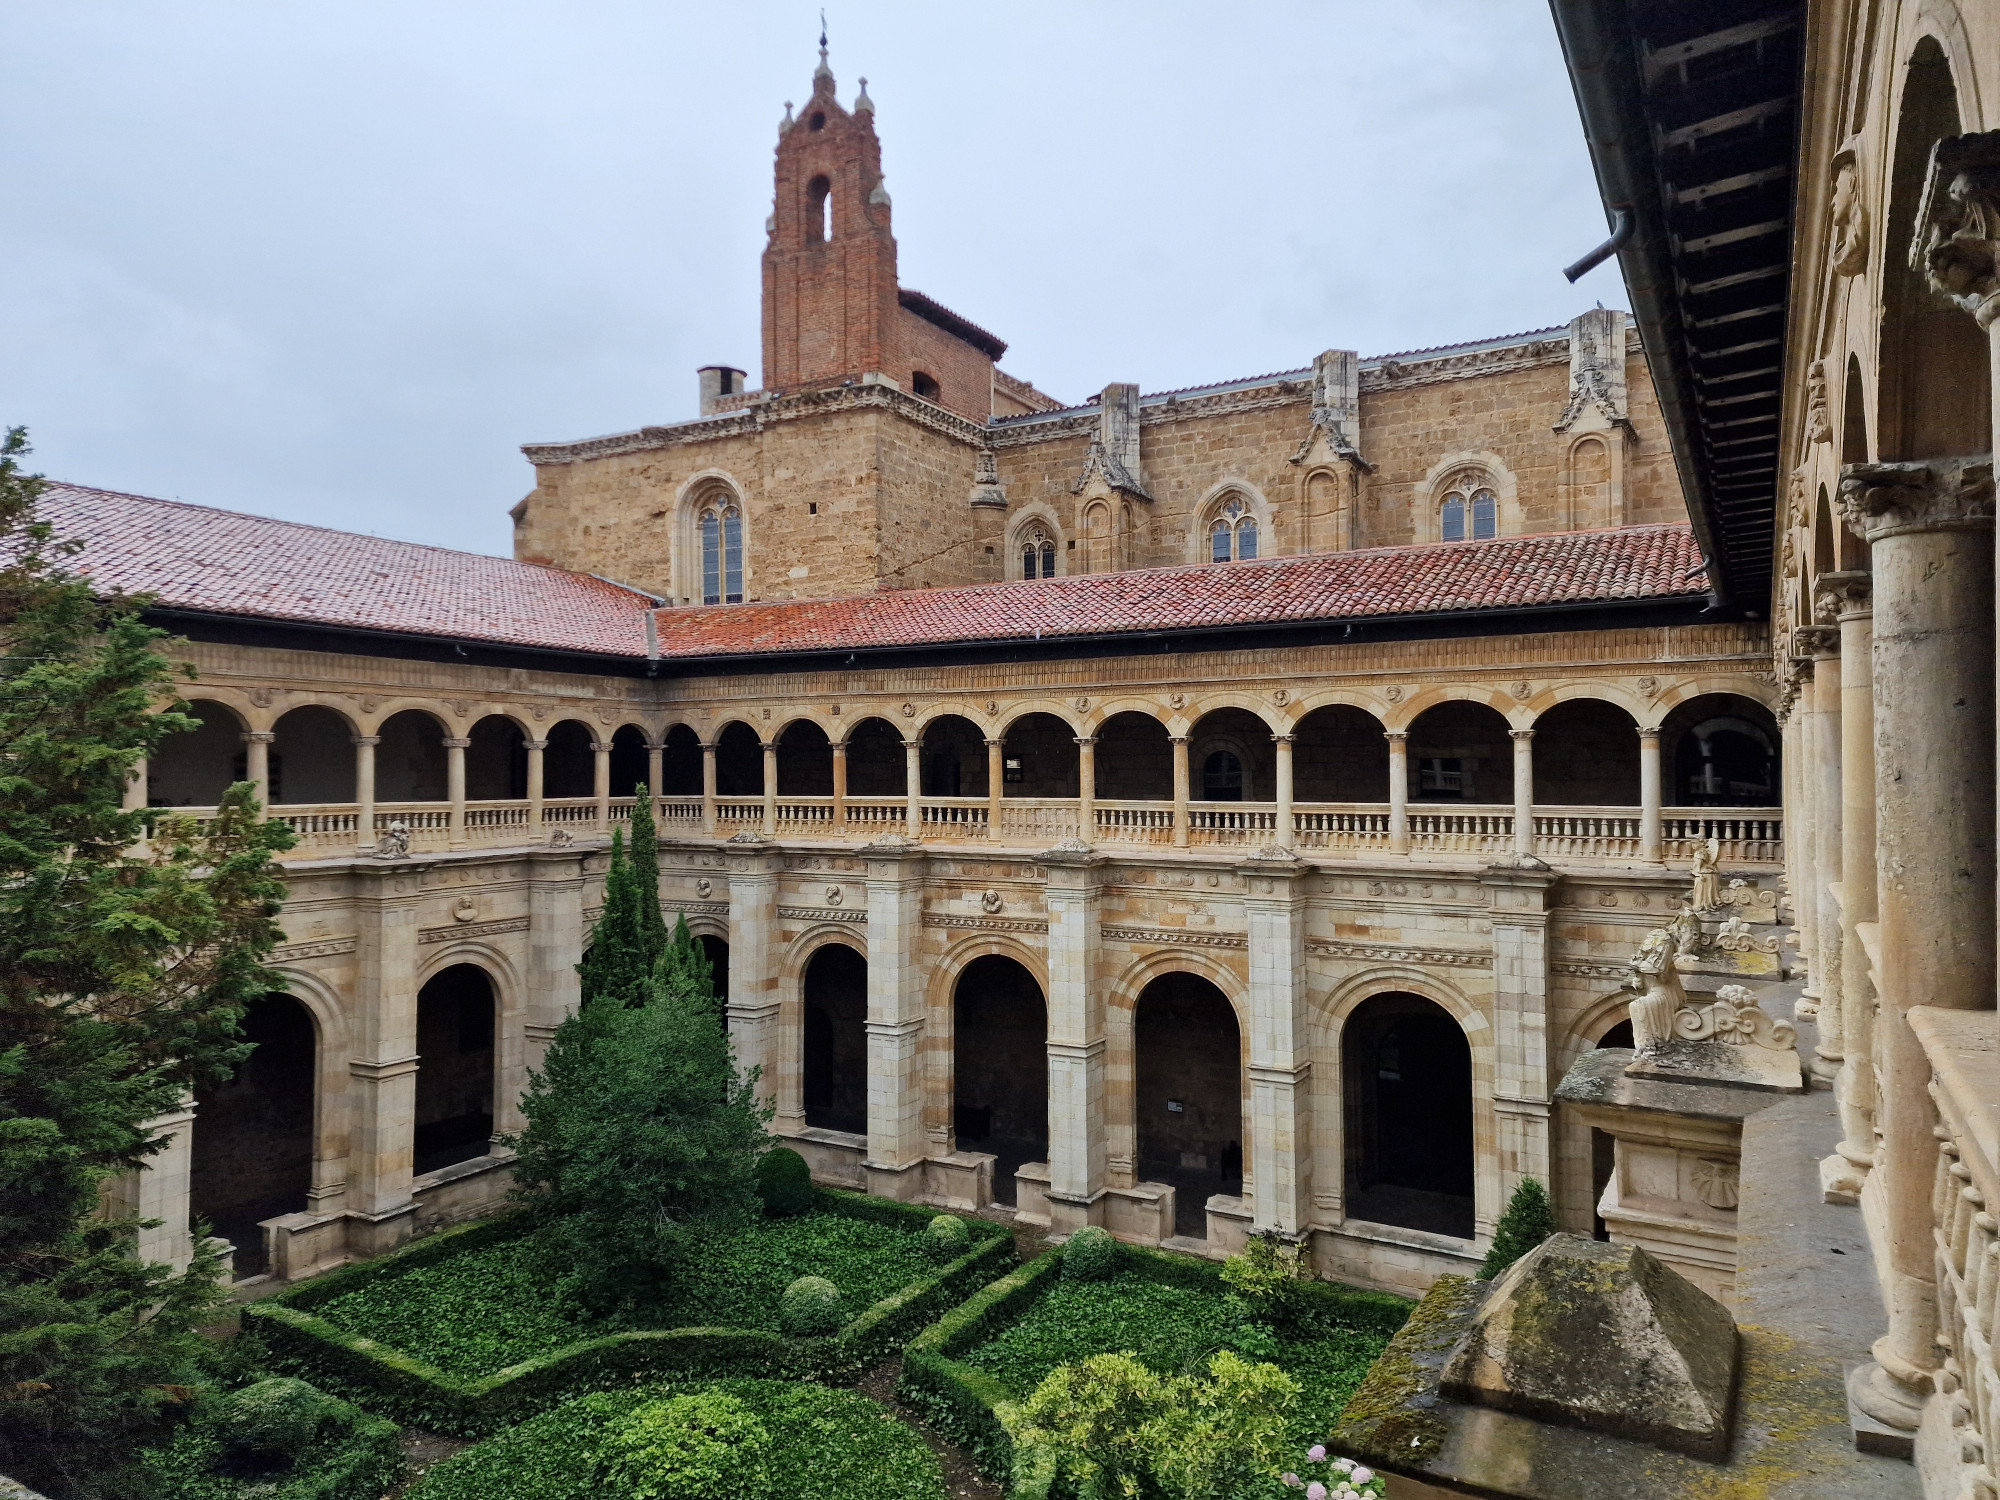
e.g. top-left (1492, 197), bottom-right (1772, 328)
top-left (1094, 800), bottom-right (1174, 845)
top-left (921, 797), bottom-right (990, 838)
top-left (658, 798), bottom-right (703, 828)
top-left (775, 797), bottom-right (835, 837)
top-left (996, 798), bottom-right (1081, 843)
top-left (1408, 804), bottom-right (1514, 855)
top-left (844, 798), bottom-right (906, 830)
top-left (714, 799), bottom-right (762, 832)
top-left (1189, 805), bottom-right (1278, 846)
top-left (1534, 807), bottom-right (1642, 861)
top-left (1293, 803), bottom-right (1392, 852)
top-left (1663, 810), bottom-right (1784, 865)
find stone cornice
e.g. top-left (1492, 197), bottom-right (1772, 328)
top-left (921, 912), bottom-right (1049, 934)
top-left (419, 917), bottom-right (529, 943)
top-left (271, 936), bottom-right (358, 963)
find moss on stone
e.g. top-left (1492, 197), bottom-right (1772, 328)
top-left (1330, 1273), bottom-right (1477, 1467)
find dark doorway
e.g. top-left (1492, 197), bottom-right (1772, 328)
top-left (414, 965), bottom-right (496, 1175)
top-left (1188, 708), bottom-right (1274, 801)
top-left (1343, 992), bottom-right (1474, 1238)
top-left (465, 715), bottom-right (527, 801)
top-left (844, 717), bottom-right (908, 797)
top-left (698, 935), bottom-right (730, 1010)
top-left (801, 945), bottom-right (867, 1134)
top-left (1293, 705), bottom-right (1390, 802)
top-left (778, 721), bottom-right (834, 795)
top-left (148, 699), bottom-right (245, 807)
top-left (953, 956), bottom-right (1048, 1206)
top-left (191, 993), bottom-right (315, 1278)
top-left (661, 725), bottom-right (703, 796)
top-left (609, 725), bottom-right (649, 799)
top-left (715, 722), bottom-right (765, 797)
top-left (1095, 712), bottom-right (1172, 800)
top-left (1532, 699), bottom-right (1639, 806)
top-left (1405, 701), bottom-right (1509, 804)
top-left (1000, 714), bottom-right (1079, 797)
top-left (1135, 972), bottom-right (1243, 1238)
top-left (544, 720), bottom-right (596, 799)
top-left (922, 715), bottom-right (988, 797)
top-left (269, 705), bottom-right (356, 805)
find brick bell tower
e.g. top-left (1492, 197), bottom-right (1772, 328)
top-left (761, 44), bottom-right (899, 394)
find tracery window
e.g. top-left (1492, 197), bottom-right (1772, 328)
top-left (1439, 475), bottom-right (1497, 542)
top-left (1208, 496), bottom-right (1259, 562)
top-left (700, 501), bottom-right (744, 604)
top-left (1020, 524), bottom-right (1059, 580)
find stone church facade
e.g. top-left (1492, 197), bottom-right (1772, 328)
top-left (83, 44), bottom-right (1780, 1302)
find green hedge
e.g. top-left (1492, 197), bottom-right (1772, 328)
top-left (140, 1380), bottom-right (404, 1500)
top-left (243, 1191), bottom-right (1011, 1436)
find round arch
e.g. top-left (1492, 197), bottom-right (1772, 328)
top-left (1133, 968), bottom-right (1247, 1239)
top-left (542, 718), bottom-right (596, 800)
top-left (149, 698), bottom-right (248, 808)
top-left (951, 953), bottom-right (1048, 1206)
top-left (1532, 697), bottom-right (1640, 806)
top-left (841, 716), bottom-right (908, 797)
top-left (1000, 712), bottom-right (1080, 798)
top-left (191, 990), bottom-right (318, 1278)
top-left (1340, 990), bottom-right (1476, 1239)
top-left (1005, 503), bottom-right (1066, 580)
top-left (268, 704), bottom-right (358, 806)
top-left (1094, 711), bottom-right (1173, 801)
top-left (799, 941), bottom-right (867, 1136)
top-left (1401, 698), bottom-right (1514, 804)
top-left (1190, 480), bottom-right (1273, 566)
top-left (920, 714), bottom-right (987, 798)
top-left (414, 962), bottom-right (499, 1176)
top-left (673, 470), bottom-right (749, 606)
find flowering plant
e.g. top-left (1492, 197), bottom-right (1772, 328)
top-left (1280, 1443), bottom-right (1385, 1498)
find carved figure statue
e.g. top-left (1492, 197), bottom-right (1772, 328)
top-left (1625, 926), bottom-right (1687, 1049)
top-left (1690, 837), bottom-right (1722, 912)
top-left (548, 827), bottom-right (574, 847)
top-left (373, 820), bottom-right (410, 860)
top-left (1665, 896), bottom-right (1704, 957)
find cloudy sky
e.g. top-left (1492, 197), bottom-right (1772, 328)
top-left (3, 1), bottom-right (1625, 557)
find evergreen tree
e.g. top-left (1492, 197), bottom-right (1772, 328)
top-left (626, 785), bottom-right (669, 959)
top-left (0, 428), bottom-right (295, 1496)
top-left (1479, 1176), bottom-right (1557, 1280)
top-left (577, 826), bottom-right (649, 1007)
top-left (653, 912), bottom-right (716, 1014)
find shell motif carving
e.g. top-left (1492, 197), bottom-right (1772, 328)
top-left (1692, 1158), bottom-right (1740, 1211)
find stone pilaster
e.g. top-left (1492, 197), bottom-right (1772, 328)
top-left (524, 846), bottom-right (588, 1076)
top-left (346, 862), bottom-right (421, 1255)
top-left (725, 842), bottom-right (782, 1113)
top-left (1240, 847), bottom-right (1312, 1236)
top-left (1481, 860), bottom-right (1558, 1233)
top-left (117, 1098), bottom-right (199, 1271)
top-left (864, 838), bottom-right (927, 1199)
top-left (1043, 842), bottom-right (1107, 1231)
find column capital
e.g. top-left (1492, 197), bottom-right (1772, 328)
top-left (762, 739), bottom-right (779, 753)
top-left (1814, 568), bottom-right (1873, 622)
top-left (523, 738), bottom-right (549, 751)
top-left (1509, 728), bottom-right (1535, 742)
top-left (1793, 624), bottom-right (1840, 659)
top-left (442, 736), bottom-right (472, 749)
top-left (1637, 726), bottom-right (1661, 742)
top-left (1073, 735), bottom-right (1097, 748)
top-left (1383, 730), bottom-right (1409, 743)
top-left (350, 734), bottom-right (381, 747)
top-left (1270, 732), bottom-right (1295, 745)
top-left (983, 737), bottom-right (1002, 748)
top-left (589, 740), bottom-right (614, 754)
top-left (1912, 130), bottom-right (2000, 328)
top-left (1838, 458), bottom-right (1994, 542)
top-left (1168, 734), bottom-right (1188, 745)
top-left (700, 740), bottom-right (720, 752)
top-left (242, 730), bottom-right (276, 743)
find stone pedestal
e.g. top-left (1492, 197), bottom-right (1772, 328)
top-left (111, 1099), bottom-right (198, 1272)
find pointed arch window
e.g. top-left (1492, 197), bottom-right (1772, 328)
top-left (701, 502), bottom-right (744, 604)
top-left (1439, 474), bottom-right (1498, 542)
top-left (1208, 496), bottom-right (1258, 563)
top-left (1019, 524), bottom-right (1059, 580)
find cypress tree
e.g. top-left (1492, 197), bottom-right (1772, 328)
top-left (626, 784), bottom-right (669, 961)
top-left (654, 912), bottom-right (716, 1013)
top-left (1478, 1176), bottom-right (1557, 1279)
top-left (578, 826), bottom-right (649, 1007)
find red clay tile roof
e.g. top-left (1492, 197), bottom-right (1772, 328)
top-left (650, 524), bottom-right (1706, 659)
top-left (37, 482), bottom-right (658, 656)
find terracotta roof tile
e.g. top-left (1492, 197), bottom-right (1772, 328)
top-left (37, 482), bottom-right (657, 656)
top-left (650, 524), bottom-right (1706, 660)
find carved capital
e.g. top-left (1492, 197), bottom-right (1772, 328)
top-left (1838, 458), bottom-right (1994, 542)
top-left (242, 730), bottom-right (276, 744)
top-left (441, 737), bottom-right (471, 749)
top-left (523, 739), bottom-right (548, 751)
top-left (1792, 625), bottom-right (1839, 658)
top-left (1813, 569), bottom-right (1872, 624)
top-left (350, 735), bottom-right (381, 747)
top-left (1509, 728), bottom-right (1536, 742)
top-left (1913, 131), bottom-right (2000, 327)
top-left (1383, 731), bottom-right (1409, 744)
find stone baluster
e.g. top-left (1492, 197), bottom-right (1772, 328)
top-left (524, 737), bottom-right (546, 835)
top-left (903, 737), bottom-right (922, 838)
top-left (1075, 735), bottom-right (1097, 843)
top-left (1820, 572), bottom-right (1878, 1202)
top-left (700, 740), bottom-right (718, 835)
top-left (1386, 731), bottom-right (1410, 853)
top-left (1638, 727), bottom-right (1663, 863)
top-left (1510, 728), bottom-right (1535, 858)
top-left (444, 735), bottom-right (470, 848)
top-left (243, 729), bottom-right (274, 816)
top-left (834, 738), bottom-right (851, 831)
top-left (353, 734), bottom-right (379, 854)
top-left (1170, 734), bottom-right (1190, 848)
top-left (1272, 732), bottom-right (1295, 849)
top-left (762, 740), bottom-right (778, 836)
top-left (1839, 456), bottom-right (1996, 1436)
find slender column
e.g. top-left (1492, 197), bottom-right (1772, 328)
top-left (1243, 851), bottom-right (1312, 1235)
top-left (1075, 735), bottom-right (1097, 843)
top-left (1805, 625), bottom-right (1844, 1082)
top-left (646, 739), bottom-right (664, 799)
top-left (591, 740), bottom-right (612, 831)
top-left (353, 735), bottom-right (379, 854)
top-left (726, 848), bottom-right (781, 1113)
top-left (123, 757), bottom-right (150, 856)
top-left (444, 735), bottom-right (469, 848)
top-left (984, 738), bottom-right (1003, 838)
top-left (1386, 732), bottom-right (1410, 853)
top-left (1510, 728), bottom-right (1535, 858)
top-left (1819, 572), bottom-right (1877, 1201)
top-left (1170, 735), bottom-right (1190, 847)
top-left (1637, 729), bottom-right (1662, 863)
top-left (761, 741), bottom-right (778, 836)
top-left (865, 846), bottom-right (928, 1199)
top-left (1272, 733), bottom-right (1295, 849)
top-left (700, 741), bottom-right (718, 835)
top-left (833, 740), bottom-right (850, 831)
top-left (1790, 657), bottom-right (1822, 1007)
top-left (904, 737), bottom-right (922, 838)
top-left (1044, 845), bottom-right (1106, 1231)
top-left (242, 729), bottom-right (274, 815)
top-left (524, 738), bottom-right (546, 835)
top-left (1839, 458), bottom-right (1996, 1432)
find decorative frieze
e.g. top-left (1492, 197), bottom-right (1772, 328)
top-left (271, 936), bottom-right (358, 963)
top-left (1307, 938), bottom-right (1490, 968)
top-left (921, 912), bottom-right (1049, 934)
top-left (775, 906), bottom-right (866, 925)
top-left (1099, 924), bottom-right (1248, 950)
top-left (419, 917), bottom-right (528, 943)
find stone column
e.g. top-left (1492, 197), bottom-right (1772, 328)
top-left (833, 739), bottom-right (850, 831)
top-left (444, 735), bottom-right (469, 849)
top-left (347, 862), bottom-right (422, 1255)
top-left (700, 741), bottom-right (718, 835)
top-left (985, 738), bottom-right (1004, 838)
top-left (725, 845), bottom-right (781, 1112)
top-left (1075, 736), bottom-right (1097, 843)
top-left (865, 843), bottom-right (928, 1199)
top-left (903, 738), bottom-right (923, 838)
top-left (1838, 457), bottom-right (1996, 1432)
top-left (123, 757), bottom-right (150, 856)
top-left (646, 739), bottom-right (664, 799)
top-left (243, 729), bottom-right (274, 814)
top-left (525, 846), bottom-right (586, 1074)
top-left (1638, 729), bottom-right (1663, 863)
top-left (353, 734), bottom-right (379, 854)
top-left (1803, 624), bottom-right (1844, 1083)
top-left (524, 738), bottom-right (546, 835)
top-left (120, 1098), bottom-right (198, 1271)
top-left (1482, 861), bottom-right (1557, 1236)
top-left (1273, 733), bottom-right (1295, 849)
top-left (1387, 732), bottom-right (1410, 853)
top-left (762, 741), bottom-right (779, 836)
top-left (1818, 572), bottom-right (1878, 1202)
top-left (1171, 735), bottom-right (1190, 848)
top-left (1044, 844), bottom-right (1106, 1231)
top-left (591, 739), bottom-right (612, 831)
top-left (1241, 849), bottom-right (1312, 1235)
top-left (1510, 728), bottom-right (1535, 859)
top-left (1788, 656), bottom-right (1821, 1010)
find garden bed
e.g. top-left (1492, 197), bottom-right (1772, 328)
top-left (897, 1240), bottom-right (1410, 1496)
top-left (242, 1189), bottom-right (1013, 1435)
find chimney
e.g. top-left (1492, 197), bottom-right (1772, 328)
top-left (699, 366), bottom-right (748, 415)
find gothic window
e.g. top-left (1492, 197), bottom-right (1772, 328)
top-left (700, 501), bottom-right (744, 604)
top-left (1438, 473), bottom-right (1498, 542)
top-left (1019, 524), bottom-right (1059, 580)
top-left (1208, 496), bottom-right (1259, 562)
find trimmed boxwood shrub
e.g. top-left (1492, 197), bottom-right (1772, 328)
top-left (243, 1189), bottom-right (1013, 1436)
top-left (139, 1378), bottom-right (402, 1500)
top-left (778, 1275), bottom-right (844, 1336)
top-left (756, 1147), bottom-right (814, 1216)
top-left (924, 1214), bottom-right (972, 1262)
top-left (1060, 1225), bottom-right (1118, 1281)
top-left (602, 1389), bottom-right (772, 1500)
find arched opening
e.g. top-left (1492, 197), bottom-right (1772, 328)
top-left (191, 992), bottom-right (314, 1278)
top-left (953, 955), bottom-right (1047, 1206)
top-left (376, 710), bottom-right (448, 802)
top-left (807, 174), bottom-right (831, 241)
top-left (1083, 501), bottom-right (1113, 573)
top-left (1661, 694), bottom-right (1780, 806)
top-left (1405, 700), bottom-right (1510, 803)
top-left (1135, 972), bottom-right (1243, 1239)
top-left (414, 965), bottom-right (496, 1175)
top-left (714, 722), bottom-right (765, 797)
top-left (801, 944), bottom-right (867, 1134)
top-left (609, 725), bottom-right (649, 799)
top-left (1343, 992), bottom-right (1474, 1238)
top-left (1532, 699), bottom-right (1639, 805)
top-left (1880, 39), bottom-right (1989, 461)
top-left (1839, 357), bottom-right (1873, 572)
top-left (1293, 705), bottom-right (1389, 802)
top-left (543, 720), bottom-right (595, 799)
top-left (465, 715), bottom-right (527, 801)
top-left (911, 371), bottom-right (940, 401)
top-left (777, 720), bottom-right (834, 795)
top-left (844, 717), bottom-right (908, 797)
top-left (148, 699), bottom-right (244, 807)
top-left (661, 724), bottom-right (703, 796)
top-left (1001, 714), bottom-right (1079, 798)
top-left (1095, 712), bottom-right (1171, 800)
top-left (698, 935), bottom-right (730, 1009)
top-left (921, 715), bottom-right (987, 797)
top-left (1570, 437), bottom-right (1611, 526)
top-left (268, 705), bottom-right (355, 805)
top-left (1188, 708), bottom-right (1274, 802)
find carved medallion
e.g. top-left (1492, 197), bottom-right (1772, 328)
top-left (901, 702), bottom-right (917, 717)
top-left (825, 884), bottom-right (843, 906)
top-left (453, 898), bottom-right (477, 923)
top-left (696, 878), bottom-right (713, 899)
top-left (981, 889), bottom-right (1004, 914)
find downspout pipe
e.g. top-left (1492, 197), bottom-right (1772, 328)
top-left (1564, 208), bottom-right (1634, 283)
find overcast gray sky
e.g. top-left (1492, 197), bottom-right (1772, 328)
top-left (3, 1), bottom-right (1626, 557)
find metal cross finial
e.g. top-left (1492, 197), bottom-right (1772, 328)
top-left (819, 9), bottom-right (827, 49)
